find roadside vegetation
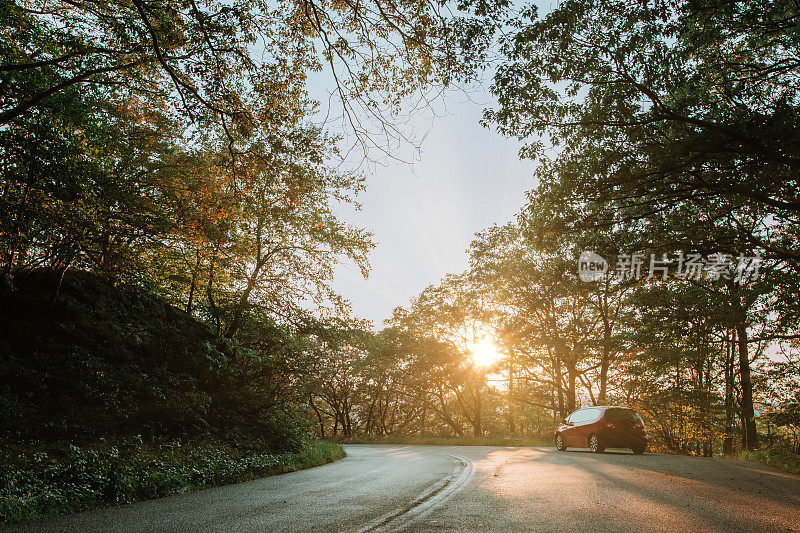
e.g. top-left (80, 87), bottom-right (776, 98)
top-left (734, 447), bottom-right (800, 476)
top-left (0, 440), bottom-right (344, 525)
top-left (0, 271), bottom-right (347, 526)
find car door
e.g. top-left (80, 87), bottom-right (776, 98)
top-left (569, 408), bottom-right (605, 447)
top-left (577, 408), bottom-right (602, 446)
top-left (568, 409), bottom-right (590, 446)
top-left (562, 411), bottom-right (582, 446)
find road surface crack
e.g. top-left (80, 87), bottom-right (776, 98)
top-left (356, 453), bottom-right (474, 533)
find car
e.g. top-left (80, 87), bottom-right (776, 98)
top-left (554, 405), bottom-right (647, 454)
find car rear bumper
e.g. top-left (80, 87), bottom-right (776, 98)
top-left (601, 430), bottom-right (647, 448)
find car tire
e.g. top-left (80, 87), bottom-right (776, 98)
top-left (555, 434), bottom-right (567, 451)
top-left (632, 445), bottom-right (646, 455)
top-left (588, 434), bottom-right (605, 453)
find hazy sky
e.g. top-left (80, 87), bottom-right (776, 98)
top-left (331, 90), bottom-right (537, 328)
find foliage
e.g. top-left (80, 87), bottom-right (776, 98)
top-left (0, 270), bottom-right (312, 447)
top-left (470, 0), bottom-right (800, 456)
top-left (735, 445), bottom-right (800, 476)
top-left (0, 438), bottom-right (345, 526)
top-left (0, 0), bottom-right (507, 157)
top-left (488, 0), bottom-right (800, 258)
top-left (1, 0), bottom-right (512, 333)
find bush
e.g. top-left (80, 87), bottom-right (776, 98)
top-left (0, 438), bottom-right (345, 525)
top-left (0, 271), bottom-right (308, 448)
top-left (736, 445), bottom-right (800, 475)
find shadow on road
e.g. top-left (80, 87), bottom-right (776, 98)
top-left (476, 446), bottom-right (800, 532)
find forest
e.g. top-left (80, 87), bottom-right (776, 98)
top-left (2, 0), bottom-right (800, 523)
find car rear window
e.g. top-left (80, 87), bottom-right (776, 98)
top-left (605, 408), bottom-right (641, 421)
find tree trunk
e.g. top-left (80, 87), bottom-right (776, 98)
top-left (508, 347), bottom-right (516, 434)
top-left (309, 394), bottom-right (326, 437)
top-left (206, 255), bottom-right (221, 336)
top-left (553, 353), bottom-right (566, 418)
top-left (736, 323), bottom-right (758, 450)
top-left (703, 355), bottom-right (713, 457)
top-left (565, 359), bottom-right (577, 413)
top-left (186, 251), bottom-right (201, 315)
top-left (723, 331), bottom-right (734, 455)
top-left (473, 391), bottom-right (482, 437)
top-left (598, 285), bottom-right (611, 405)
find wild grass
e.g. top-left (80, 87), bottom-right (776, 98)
top-left (734, 446), bottom-right (800, 475)
top-left (0, 439), bottom-right (345, 526)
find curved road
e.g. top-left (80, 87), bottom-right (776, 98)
top-left (8, 445), bottom-right (800, 532)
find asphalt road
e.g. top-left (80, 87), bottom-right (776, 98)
top-left (8, 445), bottom-right (800, 532)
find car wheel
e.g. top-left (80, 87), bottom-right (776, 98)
top-left (555, 434), bottom-right (567, 451)
top-left (632, 445), bottom-right (646, 455)
top-left (588, 434), bottom-right (605, 453)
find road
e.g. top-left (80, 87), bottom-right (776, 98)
top-left (8, 445), bottom-right (800, 532)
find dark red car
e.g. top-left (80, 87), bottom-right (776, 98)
top-left (554, 406), bottom-right (647, 454)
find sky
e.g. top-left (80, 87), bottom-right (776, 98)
top-left (330, 89), bottom-right (537, 328)
top-left (311, 0), bottom-right (556, 329)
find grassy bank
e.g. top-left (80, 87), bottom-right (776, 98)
top-left (734, 447), bottom-right (800, 475)
top-left (343, 435), bottom-right (553, 447)
top-left (0, 272), bottom-right (347, 525)
top-left (0, 439), bottom-right (345, 526)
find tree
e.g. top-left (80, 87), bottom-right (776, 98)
top-left (485, 0), bottom-right (800, 450)
top-left (488, 0), bottom-right (800, 260)
top-left (1, 0), bottom-right (506, 158)
top-left (390, 273), bottom-right (498, 437)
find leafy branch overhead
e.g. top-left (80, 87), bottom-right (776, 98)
top-left (1, 0), bottom-right (504, 156)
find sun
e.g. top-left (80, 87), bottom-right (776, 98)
top-left (469, 338), bottom-right (502, 367)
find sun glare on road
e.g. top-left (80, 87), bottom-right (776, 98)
top-left (469, 338), bottom-right (502, 367)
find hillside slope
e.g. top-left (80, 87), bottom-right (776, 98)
top-left (0, 271), bottom-right (348, 525)
top-left (0, 270), bottom-right (285, 446)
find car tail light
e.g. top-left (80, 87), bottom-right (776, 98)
top-left (605, 422), bottom-right (616, 429)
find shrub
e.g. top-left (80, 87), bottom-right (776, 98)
top-left (0, 438), bottom-right (345, 525)
top-left (736, 445), bottom-right (800, 475)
